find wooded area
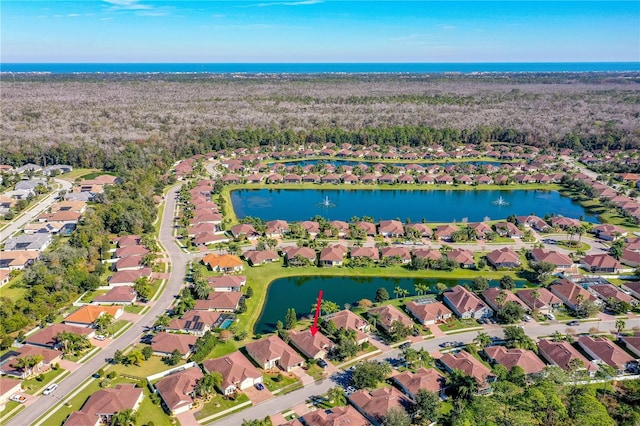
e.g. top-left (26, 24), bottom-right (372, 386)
top-left (1, 73), bottom-right (639, 169)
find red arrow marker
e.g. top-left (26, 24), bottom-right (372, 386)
top-left (310, 289), bottom-right (323, 336)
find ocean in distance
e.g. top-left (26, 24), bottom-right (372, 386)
top-left (2, 62), bottom-right (639, 74)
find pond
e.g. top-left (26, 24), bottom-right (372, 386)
top-left (268, 159), bottom-right (503, 168)
top-left (231, 189), bottom-right (597, 223)
top-left (254, 275), bottom-right (529, 334)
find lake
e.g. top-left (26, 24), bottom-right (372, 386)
top-left (231, 189), bottom-right (597, 223)
top-left (254, 275), bottom-right (528, 334)
top-left (268, 159), bottom-right (503, 168)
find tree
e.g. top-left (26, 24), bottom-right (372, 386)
top-left (141, 345), bottom-right (153, 360)
top-left (615, 318), bottom-right (626, 336)
top-left (195, 372), bottom-right (223, 397)
top-left (471, 277), bottom-right (488, 292)
top-left (133, 277), bottom-right (152, 301)
top-left (245, 286), bottom-right (254, 299)
top-left (394, 286), bottom-right (404, 299)
top-left (165, 349), bottom-right (182, 366)
top-left (412, 389), bottom-right (440, 424)
top-left (285, 308), bottom-right (297, 330)
top-left (389, 320), bottom-right (413, 342)
top-left (110, 408), bottom-right (137, 426)
top-left (311, 299), bottom-right (340, 315)
top-left (192, 278), bottom-right (211, 300)
top-left (93, 313), bottom-right (115, 334)
top-left (474, 331), bottom-right (492, 349)
top-left (351, 361), bottom-right (392, 389)
top-left (125, 350), bottom-right (144, 366)
top-left (327, 386), bottom-right (346, 406)
top-left (445, 369), bottom-right (478, 402)
top-left (375, 287), bottom-right (389, 303)
top-left (368, 312), bottom-right (381, 329)
top-left (499, 275), bottom-right (515, 290)
top-left (241, 417), bottom-right (273, 426)
top-left (496, 301), bottom-right (525, 324)
top-left (13, 354), bottom-right (44, 377)
top-left (383, 408), bottom-right (411, 426)
top-left (507, 365), bottom-right (526, 387)
top-left (503, 326), bottom-right (536, 351)
top-left (531, 261), bottom-right (556, 282)
top-left (575, 299), bottom-right (600, 318)
top-left (358, 299), bottom-right (373, 309)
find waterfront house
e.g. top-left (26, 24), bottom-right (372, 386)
top-left (405, 299), bottom-right (452, 325)
top-left (355, 221), bottom-right (377, 236)
top-left (530, 248), bottom-right (575, 273)
top-left (446, 248), bottom-right (476, 268)
top-left (166, 310), bottom-right (221, 336)
top-left (578, 336), bottom-right (635, 374)
top-left (486, 247), bottom-right (521, 269)
top-left (265, 220), bottom-right (289, 238)
top-left (324, 310), bottom-right (370, 344)
top-left (379, 246), bottom-right (412, 264)
top-left (288, 330), bottom-right (336, 360)
top-left (516, 288), bottom-right (563, 315)
top-left (367, 305), bottom-right (414, 334)
top-left (350, 246), bottom-right (380, 262)
top-left (480, 288), bottom-right (527, 312)
top-left (439, 351), bottom-right (495, 394)
top-left (202, 253), bottom-right (244, 273)
top-left (537, 339), bottom-right (597, 376)
top-left (244, 250), bottom-right (280, 266)
top-left (378, 220), bottom-right (404, 237)
top-left (434, 224), bottom-right (459, 241)
top-left (230, 223), bottom-right (260, 240)
top-left (348, 387), bottom-right (411, 426)
top-left (494, 222), bottom-right (524, 238)
top-left (154, 366), bottom-right (204, 416)
top-left (245, 335), bottom-right (304, 372)
top-left (483, 346), bottom-right (546, 376)
top-left (319, 245), bottom-right (347, 267)
top-left (405, 223), bottom-right (432, 238)
top-left (443, 285), bottom-right (493, 319)
top-left (207, 275), bottom-right (245, 292)
top-left (193, 291), bottom-right (242, 312)
top-left (202, 351), bottom-right (263, 395)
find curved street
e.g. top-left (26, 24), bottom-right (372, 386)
top-left (8, 183), bottom-right (187, 426)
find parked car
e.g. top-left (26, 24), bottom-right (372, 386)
top-left (523, 315), bottom-right (532, 322)
top-left (10, 394), bottom-right (27, 403)
top-left (317, 359), bottom-right (328, 369)
top-left (254, 383), bottom-right (265, 391)
top-left (567, 320), bottom-right (580, 326)
top-left (546, 313), bottom-right (556, 320)
top-left (95, 335), bottom-right (106, 341)
top-left (399, 342), bottom-right (411, 350)
top-left (346, 386), bottom-right (357, 394)
top-left (439, 341), bottom-right (453, 348)
top-left (42, 383), bottom-right (58, 395)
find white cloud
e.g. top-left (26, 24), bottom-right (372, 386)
top-left (241, 0), bottom-right (323, 8)
top-left (102, 0), bottom-right (152, 11)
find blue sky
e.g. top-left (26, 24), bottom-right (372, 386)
top-left (2, 1), bottom-right (639, 62)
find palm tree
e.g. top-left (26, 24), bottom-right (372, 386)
top-left (110, 408), bottom-right (137, 426)
top-left (615, 319), bottom-right (626, 336)
top-left (368, 312), bottom-right (381, 329)
top-left (399, 288), bottom-right (409, 299)
top-left (125, 350), bottom-right (144, 366)
top-left (474, 331), bottom-right (491, 349)
top-left (154, 313), bottom-right (171, 329)
top-left (402, 347), bottom-right (419, 367)
top-left (193, 278), bottom-right (211, 300)
top-left (13, 355), bottom-right (44, 377)
top-left (416, 348), bottom-right (434, 368)
top-left (495, 291), bottom-right (507, 308)
top-left (195, 372), bottom-right (223, 397)
top-left (445, 369), bottom-right (478, 402)
top-left (94, 313), bottom-right (115, 335)
top-left (326, 386), bottom-right (346, 405)
top-left (394, 286), bottom-right (403, 299)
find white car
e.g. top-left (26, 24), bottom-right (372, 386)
top-left (546, 313), bottom-right (556, 320)
top-left (42, 383), bottom-right (58, 395)
top-left (95, 335), bottom-right (106, 341)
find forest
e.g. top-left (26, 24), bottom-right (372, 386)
top-left (1, 73), bottom-right (639, 169)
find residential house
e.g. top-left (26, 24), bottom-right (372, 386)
top-left (404, 223), bottom-right (432, 238)
top-left (379, 246), bottom-right (412, 264)
top-left (324, 310), bottom-right (370, 344)
top-left (393, 367), bottom-right (446, 399)
top-left (577, 336), bottom-right (635, 374)
top-left (3, 234), bottom-right (52, 252)
top-left (108, 267), bottom-right (152, 286)
top-left (265, 220), bottom-right (289, 238)
top-left (350, 246), bottom-right (380, 263)
top-left (113, 235), bottom-right (141, 248)
top-left (206, 275), bottom-right (246, 292)
top-left (230, 223), bottom-right (260, 240)
top-left (620, 335), bottom-right (640, 358)
top-left (621, 282), bottom-right (640, 300)
top-left (480, 288), bottom-right (528, 312)
top-left (367, 305), bottom-right (414, 334)
top-left (166, 310), bottom-right (221, 336)
top-left (63, 384), bottom-right (143, 426)
top-left (0, 346), bottom-right (62, 379)
top-left (405, 299), bottom-right (452, 325)
top-left (434, 224), bottom-right (458, 241)
top-left (288, 330), bottom-right (336, 360)
top-left (530, 248), bottom-right (575, 273)
top-left (443, 285), bottom-right (493, 319)
top-left (483, 346), bottom-right (546, 376)
top-left (468, 222), bottom-right (493, 239)
top-left (319, 245), bottom-right (347, 267)
top-left (193, 292), bottom-right (242, 312)
top-left (355, 221), bottom-right (377, 236)
top-left (244, 250), bottom-right (280, 266)
top-left (550, 217), bottom-right (581, 229)
top-left (549, 279), bottom-right (599, 311)
top-left (586, 283), bottom-right (636, 307)
top-left (348, 387), bottom-right (412, 426)
top-left (154, 366), bottom-right (204, 416)
top-left (329, 221), bottom-right (350, 237)
top-left (537, 339), bottom-right (597, 376)
top-left (114, 255), bottom-right (145, 271)
top-left (92, 286), bottom-right (137, 305)
top-left (202, 351), bottom-right (263, 395)
top-left (245, 335), bottom-right (304, 372)
top-left (114, 245), bottom-right (149, 259)
top-left (412, 248), bottom-right (442, 263)
top-left (151, 332), bottom-right (198, 358)
top-left (299, 221), bottom-right (320, 237)
top-left (486, 248), bottom-right (521, 269)
top-left (63, 305), bottom-right (123, 328)
top-left (446, 248), bottom-right (476, 268)
top-left (581, 254), bottom-right (623, 273)
top-left (0, 250), bottom-right (40, 270)
top-left (516, 288), bottom-right (563, 315)
top-left (378, 220), bottom-right (404, 237)
top-left (592, 224), bottom-right (627, 241)
top-left (283, 246), bottom-right (317, 266)
top-left (0, 377), bottom-right (22, 412)
top-left (25, 323), bottom-right (94, 349)
top-left (494, 222), bottom-right (524, 238)
top-left (299, 406), bottom-right (370, 426)
top-left (516, 215), bottom-right (551, 232)
top-left (202, 253), bottom-right (244, 273)
top-left (439, 351), bottom-right (495, 394)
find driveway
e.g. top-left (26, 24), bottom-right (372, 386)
top-left (244, 384), bottom-right (274, 404)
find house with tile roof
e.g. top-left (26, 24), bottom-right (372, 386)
top-left (108, 267), bottom-right (152, 286)
top-left (202, 351), bottom-right (263, 395)
top-left (586, 283), bottom-right (637, 306)
top-left (480, 288), bottom-right (528, 312)
top-left (25, 323), bottom-right (94, 349)
top-left (92, 286), bottom-right (137, 305)
top-left (620, 335), bottom-right (640, 358)
top-left (549, 279), bottom-right (599, 311)
top-left (244, 250), bottom-right (280, 266)
top-left (443, 285), bottom-right (493, 320)
top-left (154, 366), bottom-right (204, 416)
top-left (486, 247), bottom-right (521, 269)
top-left (379, 246), bottom-right (412, 264)
top-left (621, 282), bottom-right (640, 300)
top-left (0, 377), bottom-right (22, 412)
top-left (63, 384), bottom-right (143, 426)
top-left (319, 245), bottom-right (347, 267)
top-left (206, 275), bottom-right (245, 292)
top-left (166, 310), bottom-right (221, 336)
top-left (516, 288), bottom-right (563, 315)
top-left (367, 305), bottom-right (414, 334)
top-left (537, 339), bottom-right (597, 376)
top-left (446, 248), bottom-right (476, 268)
top-left (530, 248), bottom-right (575, 273)
top-left (405, 299), bottom-right (452, 325)
top-left (0, 346), bottom-right (62, 379)
top-left (283, 246), bottom-right (317, 266)
top-left (245, 335), bottom-right (304, 372)
top-left (324, 310), bottom-right (370, 344)
top-left (483, 346), bottom-right (546, 376)
top-left (393, 367), bottom-right (446, 399)
top-left (288, 329), bottom-right (336, 360)
top-left (151, 332), bottom-right (198, 357)
top-left (577, 336), bottom-right (635, 374)
top-left (193, 291), bottom-right (242, 312)
top-left (439, 351), bottom-right (495, 394)
top-left (202, 253), bottom-right (244, 273)
top-left (64, 305), bottom-right (123, 328)
top-left (581, 254), bottom-right (623, 273)
top-left (299, 405), bottom-right (370, 426)
top-left (350, 246), bottom-right (380, 263)
top-left (348, 387), bottom-right (411, 426)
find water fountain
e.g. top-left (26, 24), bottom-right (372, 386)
top-left (492, 195), bottom-right (510, 206)
top-left (318, 195), bottom-right (335, 208)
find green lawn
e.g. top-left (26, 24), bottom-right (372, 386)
top-left (80, 289), bottom-right (108, 303)
top-left (22, 368), bottom-right (67, 395)
top-left (203, 340), bottom-right (239, 360)
top-left (305, 364), bottom-right (326, 381)
top-left (108, 353), bottom-right (187, 378)
top-left (0, 400), bottom-right (24, 424)
top-left (56, 168), bottom-right (99, 182)
top-left (264, 371), bottom-right (301, 394)
top-left (194, 393), bottom-right (250, 420)
top-left (124, 304), bottom-right (146, 314)
top-left (108, 320), bottom-right (131, 337)
top-left (438, 318), bottom-right (480, 332)
top-left (557, 241), bottom-right (591, 252)
top-left (1, 278), bottom-right (26, 302)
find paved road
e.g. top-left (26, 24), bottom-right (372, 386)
top-left (213, 317), bottom-right (632, 425)
top-left (8, 183), bottom-right (187, 426)
top-left (0, 178), bottom-right (72, 244)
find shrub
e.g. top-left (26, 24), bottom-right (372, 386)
top-left (36, 374), bottom-right (44, 382)
top-left (107, 371), bottom-right (117, 379)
